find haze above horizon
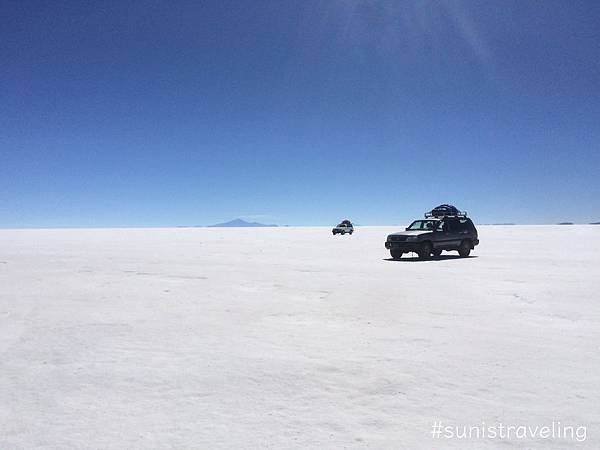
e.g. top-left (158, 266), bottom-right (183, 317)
top-left (2, 1), bottom-right (599, 227)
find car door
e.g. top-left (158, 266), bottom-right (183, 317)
top-left (456, 219), bottom-right (472, 241)
top-left (433, 220), bottom-right (449, 250)
top-left (435, 219), bottom-right (461, 249)
top-left (446, 218), bottom-right (464, 248)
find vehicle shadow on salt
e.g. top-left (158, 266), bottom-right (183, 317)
top-left (383, 255), bottom-right (478, 262)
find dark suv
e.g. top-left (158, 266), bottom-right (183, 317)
top-left (385, 210), bottom-right (479, 260)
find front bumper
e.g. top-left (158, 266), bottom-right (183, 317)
top-left (385, 241), bottom-right (420, 252)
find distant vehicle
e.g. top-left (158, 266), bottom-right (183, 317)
top-left (332, 220), bottom-right (354, 235)
top-left (384, 205), bottom-right (479, 259)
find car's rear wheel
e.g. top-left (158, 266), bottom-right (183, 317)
top-left (418, 242), bottom-right (433, 260)
top-left (390, 249), bottom-right (403, 260)
top-left (432, 249), bottom-right (442, 258)
top-left (341, 231), bottom-right (345, 235)
top-left (458, 240), bottom-right (471, 257)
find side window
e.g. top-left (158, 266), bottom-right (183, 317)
top-left (457, 219), bottom-right (469, 232)
top-left (450, 219), bottom-right (468, 232)
top-left (460, 219), bottom-right (476, 232)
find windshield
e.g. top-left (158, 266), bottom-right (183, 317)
top-left (337, 223), bottom-right (351, 227)
top-left (407, 220), bottom-right (439, 231)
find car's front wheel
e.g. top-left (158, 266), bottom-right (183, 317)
top-left (432, 249), bottom-right (442, 258)
top-left (418, 242), bottom-right (433, 260)
top-left (458, 240), bottom-right (471, 257)
top-left (390, 249), bottom-right (403, 260)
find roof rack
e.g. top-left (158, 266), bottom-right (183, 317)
top-left (425, 210), bottom-right (467, 218)
top-left (425, 204), bottom-right (467, 219)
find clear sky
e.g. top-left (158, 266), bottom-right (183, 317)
top-left (2, 0), bottom-right (599, 227)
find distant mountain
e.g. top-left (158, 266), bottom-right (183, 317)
top-left (558, 222), bottom-right (574, 225)
top-left (590, 222), bottom-right (600, 225)
top-left (208, 218), bottom-right (278, 228)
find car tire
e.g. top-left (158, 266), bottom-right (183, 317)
top-left (390, 249), bottom-right (403, 260)
top-left (349, 231), bottom-right (353, 235)
top-left (418, 242), bottom-right (433, 260)
top-left (341, 231), bottom-right (345, 235)
top-left (458, 240), bottom-right (471, 257)
top-left (432, 249), bottom-right (442, 258)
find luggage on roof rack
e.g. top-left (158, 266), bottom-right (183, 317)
top-left (425, 204), bottom-right (467, 218)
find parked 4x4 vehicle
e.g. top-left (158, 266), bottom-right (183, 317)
top-left (385, 205), bottom-right (479, 259)
top-left (332, 220), bottom-right (353, 235)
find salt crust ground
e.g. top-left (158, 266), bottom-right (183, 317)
top-left (1, 226), bottom-right (599, 449)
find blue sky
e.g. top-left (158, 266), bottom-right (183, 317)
top-left (2, 0), bottom-right (599, 227)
